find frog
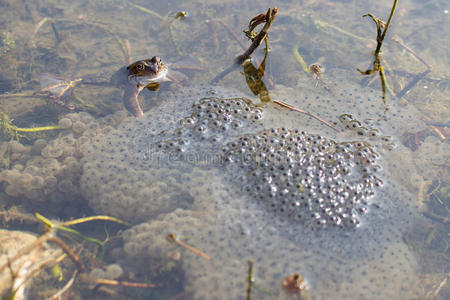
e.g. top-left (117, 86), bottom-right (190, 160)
top-left (120, 56), bottom-right (170, 118)
top-left (81, 55), bottom-right (191, 117)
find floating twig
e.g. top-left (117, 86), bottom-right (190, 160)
top-left (247, 260), bottom-right (254, 300)
top-left (168, 233), bottom-right (210, 260)
top-left (272, 99), bottom-right (340, 132)
top-left (93, 278), bottom-right (162, 289)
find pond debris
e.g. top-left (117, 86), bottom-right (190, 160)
top-left (282, 273), bottom-right (309, 299)
top-left (0, 212), bottom-right (130, 299)
top-left (212, 7), bottom-right (339, 132)
top-left (238, 7), bottom-right (277, 63)
top-left (38, 73), bottom-right (83, 110)
top-left (357, 0), bottom-right (398, 106)
top-left (167, 233), bottom-right (211, 260)
top-left (211, 7), bottom-right (277, 84)
top-left (0, 111), bottom-right (63, 140)
top-left (169, 11), bottom-right (188, 56)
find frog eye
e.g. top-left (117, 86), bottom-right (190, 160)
top-left (135, 64), bottom-right (145, 71)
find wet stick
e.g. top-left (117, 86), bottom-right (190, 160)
top-left (272, 99), bottom-right (341, 132)
top-left (357, 0), bottom-right (398, 105)
top-left (247, 260), bottom-right (254, 300)
top-left (211, 7), bottom-right (277, 83)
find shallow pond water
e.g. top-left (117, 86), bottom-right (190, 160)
top-left (0, 0), bottom-right (448, 299)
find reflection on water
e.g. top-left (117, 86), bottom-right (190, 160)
top-left (0, 0), bottom-right (448, 299)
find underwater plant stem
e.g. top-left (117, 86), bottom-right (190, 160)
top-left (47, 236), bottom-right (85, 272)
top-left (392, 35), bottom-right (431, 69)
top-left (215, 19), bottom-right (247, 50)
top-left (10, 125), bottom-right (62, 133)
top-left (169, 12), bottom-right (187, 56)
top-left (62, 215), bottom-right (131, 227)
top-left (0, 112), bottom-right (62, 140)
top-left (35, 212), bottom-right (105, 251)
top-left (128, 1), bottom-right (165, 20)
top-left (168, 233), bottom-right (211, 260)
top-left (292, 45), bottom-right (309, 74)
top-left (313, 19), bottom-right (371, 42)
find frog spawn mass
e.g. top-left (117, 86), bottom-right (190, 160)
top-left (130, 94), bottom-right (382, 230)
top-left (222, 128), bottom-right (383, 230)
top-left (80, 80), bottom-right (423, 299)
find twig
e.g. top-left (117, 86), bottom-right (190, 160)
top-left (247, 260), bottom-right (254, 300)
top-left (272, 99), bottom-right (340, 132)
top-left (47, 236), bottom-right (85, 272)
top-left (211, 8), bottom-right (276, 84)
top-left (357, 0), bottom-right (398, 105)
top-left (168, 233), bottom-right (210, 260)
top-left (237, 7), bottom-right (277, 64)
top-left (92, 278), bottom-right (162, 290)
